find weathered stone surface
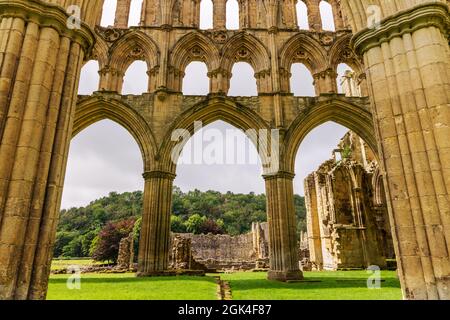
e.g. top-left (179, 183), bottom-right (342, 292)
top-left (170, 222), bottom-right (270, 271)
top-left (304, 131), bottom-right (395, 271)
top-left (0, 0), bottom-right (448, 300)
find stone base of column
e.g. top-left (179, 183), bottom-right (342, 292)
top-left (267, 270), bottom-right (304, 282)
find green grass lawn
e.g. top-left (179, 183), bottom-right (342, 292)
top-left (47, 273), bottom-right (218, 300)
top-left (47, 270), bottom-right (401, 300)
top-left (219, 271), bottom-right (402, 300)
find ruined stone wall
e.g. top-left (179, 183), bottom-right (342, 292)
top-left (304, 131), bottom-right (395, 270)
top-left (170, 222), bottom-right (269, 270)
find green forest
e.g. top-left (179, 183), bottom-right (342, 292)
top-left (54, 187), bottom-right (306, 261)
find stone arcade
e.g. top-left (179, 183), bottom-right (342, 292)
top-left (0, 0), bottom-right (449, 300)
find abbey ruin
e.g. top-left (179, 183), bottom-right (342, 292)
top-left (0, 0), bottom-right (449, 300)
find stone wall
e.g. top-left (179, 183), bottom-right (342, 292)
top-left (304, 131), bottom-right (395, 271)
top-left (170, 222), bottom-right (270, 271)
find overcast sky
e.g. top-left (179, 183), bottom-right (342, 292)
top-left (61, 1), bottom-right (349, 209)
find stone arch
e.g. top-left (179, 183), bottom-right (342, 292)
top-left (279, 33), bottom-right (328, 92)
top-left (169, 32), bottom-right (220, 91)
top-left (73, 96), bottom-right (157, 172)
top-left (158, 97), bottom-right (271, 173)
top-left (328, 34), bottom-right (363, 74)
top-left (284, 98), bottom-right (377, 172)
top-left (220, 32), bottom-right (272, 93)
top-left (109, 31), bottom-right (159, 72)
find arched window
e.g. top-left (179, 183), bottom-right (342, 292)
top-left (100, 0), bottom-right (117, 27)
top-left (337, 63), bottom-right (360, 96)
top-left (182, 62), bottom-right (209, 95)
top-left (78, 61), bottom-right (100, 95)
top-left (319, 1), bottom-right (335, 31)
top-left (200, 0), bottom-right (213, 29)
top-left (290, 63), bottom-right (315, 96)
top-left (296, 1), bottom-right (309, 30)
top-left (226, 0), bottom-right (240, 30)
top-left (228, 62), bottom-right (257, 96)
top-left (128, 0), bottom-right (143, 27)
top-left (122, 61), bottom-right (148, 94)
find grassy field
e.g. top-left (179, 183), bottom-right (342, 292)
top-left (220, 271), bottom-right (402, 300)
top-left (47, 270), bottom-right (401, 300)
top-left (47, 273), bottom-right (218, 300)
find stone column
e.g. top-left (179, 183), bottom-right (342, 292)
top-left (330, 0), bottom-right (344, 30)
top-left (0, 0), bottom-right (94, 300)
top-left (313, 68), bottom-right (338, 94)
top-left (264, 172), bottom-right (303, 281)
top-left (304, 174), bottom-right (323, 269)
top-left (114, 0), bottom-right (132, 28)
top-left (351, 2), bottom-right (450, 299)
top-left (213, 0), bottom-right (227, 29)
top-left (305, 0), bottom-right (322, 31)
top-left (137, 171), bottom-right (176, 276)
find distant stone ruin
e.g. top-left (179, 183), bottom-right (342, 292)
top-left (170, 222), bottom-right (270, 272)
top-left (304, 131), bottom-right (396, 271)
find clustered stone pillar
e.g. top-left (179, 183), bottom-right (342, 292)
top-left (137, 170), bottom-right (176, 276)
top-left (213, 0), bottom-right (226, 29)
top-left (305, 0), bottom-right (322, 31)
top-left (304, 175), bottom-right (323, 270)
top-left (349, 2), bottom-right (450, 299)
top-left (0, 0), bottom-right (94, 299)
top-left (264, 172), bottom-right (303, 281)
top-left (114, 0), bottom-right (132, 28)
top-left (313, 68), bottom-right (338, 94)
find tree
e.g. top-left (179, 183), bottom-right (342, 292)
top-left (91, 218), bottom-right (136, 263)
top-left (171, 215), bottom-right (187, 233)
top-left (184, 214), bottom-right (207, 234)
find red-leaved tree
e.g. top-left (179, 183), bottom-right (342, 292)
top-left (91, 218), bottom-right (135, 263)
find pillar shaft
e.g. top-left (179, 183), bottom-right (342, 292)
top-left (352, 2), bottom-right (450, 299)
top-left (213, 0), bottom-right (227, 29)
top-left (264, 172), bottom-right (303, 281)
top-left (305, 0), bottom-right (322, 31)
top-left (0, 0), bottom-right (93, 300)
top-left (137, 171), bottom-right (175, 275)
top-left (114, 0), bottom-right (132, 28)
top-left (304, 174), bottom-right (323, 269)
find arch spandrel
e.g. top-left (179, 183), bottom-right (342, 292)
top-left (220, 32), bottom-right (271, 75)
top-left (279, 32), bottom-right (328, 75)
top-left (327, 33), bottom-right (363, 74)
top-left (283, 97), bottom-right (377, 172)
top-left (73, 95), bottom-right (158, 172)
top-left (169, 31), bottom-right (221, 73)
top-left (108, 30), bottom-right (160, 72)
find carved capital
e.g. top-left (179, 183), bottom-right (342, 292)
top-left (0, 0), bottom-right (95, 54)
top-left (351, 2), bottom-right (450, 55)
